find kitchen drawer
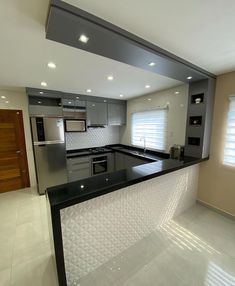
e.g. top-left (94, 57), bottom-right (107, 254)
top-left (67, 156), bottom-right (90, 165)
top-left (68, 162), bottom-right (90, 171)
top-left (68, 168), bottom-right (91, 182)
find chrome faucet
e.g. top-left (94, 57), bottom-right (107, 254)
top-left (140, 137), bottom-right (146, 154)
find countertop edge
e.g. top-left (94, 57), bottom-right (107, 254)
top-left (47, 157), bottom-right (207, 211)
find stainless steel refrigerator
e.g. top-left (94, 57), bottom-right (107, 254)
top-left (31, 117), bottom-right (67, 194)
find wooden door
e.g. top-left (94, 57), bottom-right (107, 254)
top-left (0, 109), bottom-right (30, 192)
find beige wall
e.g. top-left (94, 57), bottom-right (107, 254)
top-left (120, 84), bottom-right (188, 152)
top-left (198, 72), bottom-right (235, 216)
top-left (0, 88), bottom-right (37, 187)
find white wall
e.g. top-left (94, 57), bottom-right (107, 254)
top-left (0, 88), bottom-right (37, 187)
top-left (66, 126), bottom-right (120, 150)
top-left (120, 84), bottom-right (188, 152)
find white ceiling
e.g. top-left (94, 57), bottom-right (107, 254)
top-left (0, 0), bottom-right (182, 100)
top-left (65, 0), bottom-right (235, 75)
top-left (1, 1), bottom-right (234, 100)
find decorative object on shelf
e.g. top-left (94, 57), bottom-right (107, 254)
top-left (191, 93), bottom-right (204, 104)
top-left (189, 116), bottom-right (202, 126)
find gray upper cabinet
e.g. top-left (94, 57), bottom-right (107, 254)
top-left (75, 100), bottom-right (86, 108)
top-left (62, 99), bottom-right (86, 108)
top-left (28, 96), bottom-right (62, 117)
top-left (62, 99), bottom-right (75, 107)
top-left (108, 103), bottom-right (126, 125)
top-left (87, 101), bottom-right (108, 126)
top-left (62, 99), bottom-right (86, 119)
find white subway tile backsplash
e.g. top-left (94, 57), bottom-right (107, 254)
top-left (66, 126), bottom-right (120, 150)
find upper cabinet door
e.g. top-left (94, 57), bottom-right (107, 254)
top-left (75, 100), bottom-right (86, 108)
top-left (62, 99), bottom-right (75, 107)
top-left (87, 101), bottom-right (108, 126)
top-left (108, 103), bottom-right (126, 125)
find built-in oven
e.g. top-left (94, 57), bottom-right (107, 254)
top-left (92, 155), bottom-right (108, 175)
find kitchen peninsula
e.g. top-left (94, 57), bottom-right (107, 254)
top-left (44, 1), bottom-right (216, 285)
top-left (47, 150), bottom-right (206, 286)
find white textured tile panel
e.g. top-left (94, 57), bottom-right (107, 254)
top-left (60, 165), bottom-right (199, 285)
top-left (66, 126), bottom-right (120, 150)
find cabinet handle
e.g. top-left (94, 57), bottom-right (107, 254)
top-left (92, 160), bottom-right (107, 164)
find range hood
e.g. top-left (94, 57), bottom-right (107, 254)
top-left (87, 124), bottom-right (106, 128)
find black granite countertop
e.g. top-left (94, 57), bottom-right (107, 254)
top-left (108, 145), bottom-right (169, 161)
top-left (47, 156), bottom-right (207, 210)
top-left (66, 147), bottom-right (113, 158)
top-left (66, 144), bottom-right (169, 161)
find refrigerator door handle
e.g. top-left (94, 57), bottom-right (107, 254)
top-left (33, 141), bottom-right (64, 146)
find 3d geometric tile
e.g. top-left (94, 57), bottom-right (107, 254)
top-left (66, 126), bottom-right (120, 150)
top-left (60, 165), bottom-right (199, 286)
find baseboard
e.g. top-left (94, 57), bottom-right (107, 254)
top-left (196, 199), bottom-right (235, 221)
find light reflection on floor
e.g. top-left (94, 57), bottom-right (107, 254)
top-left (78, 204), bottom-right (235, 286)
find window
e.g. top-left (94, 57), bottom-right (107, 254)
top-left (223, 96), bottom-right (235, 166)
top-left (131, 109), bottom-right (168, 151)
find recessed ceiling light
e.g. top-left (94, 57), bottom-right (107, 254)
top-left (41, 81), bottom-right (47, 87)
top-left (80, 185), bottom-right (84, 189)
top-left (149, 62), bottom-right (156, 67)
top-left (148, 98), bottom-right (152, 101)
top-left (1, 96), bottom-right (6, 99)
top-left (107, 75), bottom-right (114, 81)
top-left (79, 34), bottom-right (89, 43)
top-left (145, 85), bottom-right (150, 89)
top-left (5, 101), bottom-right (9, 104)
top-left (86, 89), bottom-right (92, 93)
top-left (187, 76), bottom-right (192, 80)
top-left (39, 91), bottom-right (44, 95)
top-left (47, 62), bottom-right (56, 69)
top-left (119, 94), bottom-right (124, 98)
top-left (175, 91), bottom-right (180, 94)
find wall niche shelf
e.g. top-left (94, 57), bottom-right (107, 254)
top-left (191, 93), bottom-right (204, 104)
top-left (189, 116), bottom-right (202, 126)
top-left (188, 137), bottom-right (201, 146)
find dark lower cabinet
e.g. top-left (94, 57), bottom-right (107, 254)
top-left (67, 156), bottom-right (91, 182)
top-left (115, 152), bottom-right (149, 171)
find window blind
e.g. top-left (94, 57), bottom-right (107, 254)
top-left (223, 97), bottom-right (235, 166)
top-left (131, 109), bottom-right (168, 151)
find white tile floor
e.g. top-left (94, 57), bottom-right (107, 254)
top-left (0, 187), bottom-right (235, 286)
top-left (0, 187), bottom-right (58, 286)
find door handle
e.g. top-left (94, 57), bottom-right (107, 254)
top-left (16, 150), bottom-right (22, 154)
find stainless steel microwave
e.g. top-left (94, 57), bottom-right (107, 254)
top-left (64, 119), bottom-right (86, 132)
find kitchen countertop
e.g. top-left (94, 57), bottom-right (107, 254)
top-left (66, 147), bottom-right (113, 158)
top-left (66, 144), bottom-right (169, 161)
top-left (47, 155), bottom-right (207, 210)
top-left (108, 145), bottom-right (169, 161)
